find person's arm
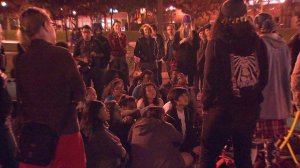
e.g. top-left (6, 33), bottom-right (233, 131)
top-left (202, 40), bottom-right (219, 111)
top-left (165, 122), bottom-right (183, 145)
top-left (134, 39), bottom-right (141, 58)
top-left (193, 31), bottom-right (200, 51)
top-left (173, 32), bottom-right (180, 51)
top-left (291, 53), bottom-right (300, 109)
top-left (120, 33), bottom-right (127, 49)
top-left (65, 52), bottom-right (86, 102)
top-left (256, 39), bottom-right (269, 92)
top-left (73, 41), bottom-right (81, 58)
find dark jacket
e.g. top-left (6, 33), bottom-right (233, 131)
top-left (173, 31), bottom-right (200, 74)
top-left (108, 32), bottom-right (127, 57)
top-left (128, 118), bottom-right (185, 168)
top-left (73, 37), bottom-right (110, 69)
top-left (84, 126), bottom-right (126, 168)
top-left (154, 34), bottom-right (165, 60)
top-left (0, 45), bottom-right (6, 71)
top-left (202, 36), bottom-right (268, 111)
top-left (15, 39), bottom-right (86, 134)
top-left (134, 37), bottom-right (158, 69)
top-left (165, 105), bottom-right (198, 153)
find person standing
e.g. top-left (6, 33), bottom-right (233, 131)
top-left (173, 14), bottom-right (199, 87)
top-left (108, 20), bottom-right (129, 87)
top-left (16, 7), bottom-right (86, 168)
top-left (254, 13), bottom-right (292, 167)
top-left (134, 24), bottom-right (159, 85)
top-left (288, 15), bottom-right (300, 72)
top-left (199, 0), bottom-right (269, 167)
top-left (164, 24), bottom-right (176, 78)
top-left (74, 25), bottom-right (110, 99)
top-left (151, 24), bottom-right (164, 85)
top-left (0, 25), bottom-right (6, 72)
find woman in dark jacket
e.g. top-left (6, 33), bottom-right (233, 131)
top-left (129, 106), bottom-right (187, 168)
top-left (81, 100), bottom-right (126, 168)
top-left (134, 24), bottom-right (159, 85)
top-left (173, 15), bottom-right (200, 87)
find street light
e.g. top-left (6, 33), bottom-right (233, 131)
top-left (166, 5), bottom-right (176, 24)
top-left (1, 1), bottom-right (7, 7)
top-left (72, 10), bottom-right (77, 16)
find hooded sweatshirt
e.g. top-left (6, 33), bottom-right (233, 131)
top-left (128, 118), bottom-right (185, 168)
top-left (260, 33), bottom-right (291, 119)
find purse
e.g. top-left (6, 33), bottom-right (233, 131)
top-left (16, 122), bottom-right (59, 166)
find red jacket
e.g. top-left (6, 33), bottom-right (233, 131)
top-left (108, 32), bottom-right (127, 57)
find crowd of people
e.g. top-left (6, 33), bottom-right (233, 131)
top-left (1, 0), bottom-right (300, 167)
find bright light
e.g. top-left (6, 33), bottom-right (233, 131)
top-left (109, 8), bottom-right (118, 13)
top-left (166, 5), bottom-right (176, 11)
top-left (140, 8), bottom-right (146, 14)
top-left (72, 10), bottom-right (77, 15)
top-left (1, 1), bottom-right (7, 7)
top-left (60, 8), bottom-right (63, 11)
top-left (248, 0), bottom-right (285, 5)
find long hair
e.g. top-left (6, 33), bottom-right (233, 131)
top-left (102, 78), bottom-right (124, 99)
top-left (18, 7), bottom-right (51, 50)
top-left (212, 12), bottom-right (259, 55)
top-left (178, 24), bottom-right (194, 41)
top-left (105, 100), bottom-right (120, 124)
top-left (81, 100), bottom-right (105, 136)
top-left (139, 24), bottom-right (153, 37)
top-left (140, 82), bottom-right (160, 106)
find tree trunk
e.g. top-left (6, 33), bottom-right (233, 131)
top-left (157, 0), bottom-right (163, 33)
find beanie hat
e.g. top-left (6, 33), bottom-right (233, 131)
top-left (254, 13), bottom-right (276, 33)
top-left (182, 14), bottom-right (192, 24)
top-left (220, 0), bottom-right (248, 24)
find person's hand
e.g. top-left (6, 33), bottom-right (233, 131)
top-left (90, 51), bottom-right (97, 56)
top-left (122, 116), bottom-right (133, 124)
top-left (82, 57), bottom-right (89, 63)
top-left (179, 37), bottom-right (189, 44)
top-left (76, 101), bottom-right (86, 113)
top-left (192, 146), bottom-right (201, 155)
top-left (134, 56), bottom-right (140, 63)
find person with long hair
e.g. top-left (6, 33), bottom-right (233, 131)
top-left (102, 78), bottom-right (126, 103)
top-left (131, 69), bottom-right (154, 99)
top-left (128, 106), bottom-right (188, 168)
top-left (254, 13), bottom-right (292, 167)
top-left (136, 82), bottom-right (164, 109)
top-left (81, 100), bottom-right (126, 168)
top-left (16, 7), bottom-right (86, 168)
top-left (173, 14), bottom-right (200, 87)
top-left (200, 0), bottom-right (269, 167)
top-left (108, 20), bottom-right (129, 87)
top-left (134, 24), bottom-right (159, 85)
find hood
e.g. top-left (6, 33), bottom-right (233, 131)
top-left (260, 33), bottom-right (286, 49)
top-left (132, 118), bottom-right (162, 136)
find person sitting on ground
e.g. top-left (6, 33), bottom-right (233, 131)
top-left (128, 106), bottom-right (191, 168)
top-left (136, 82), bottom-right (164, 109)
top-left (119, 95), bottom-right (140, 120)
top-left (102, 78), bottom-right (126, 103)
top-left (164, 87), bottom-right (200, 165)
top-left (163, 73), bottom-right (197, 114)
top-left (105, 100), bottom-right (133, 152)
top-left (160, 70), bottom-right (179, 102)
top-left (131, 69), bottom-right (155, 99)
top-left (81, 100), bottom-right (127, 168)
